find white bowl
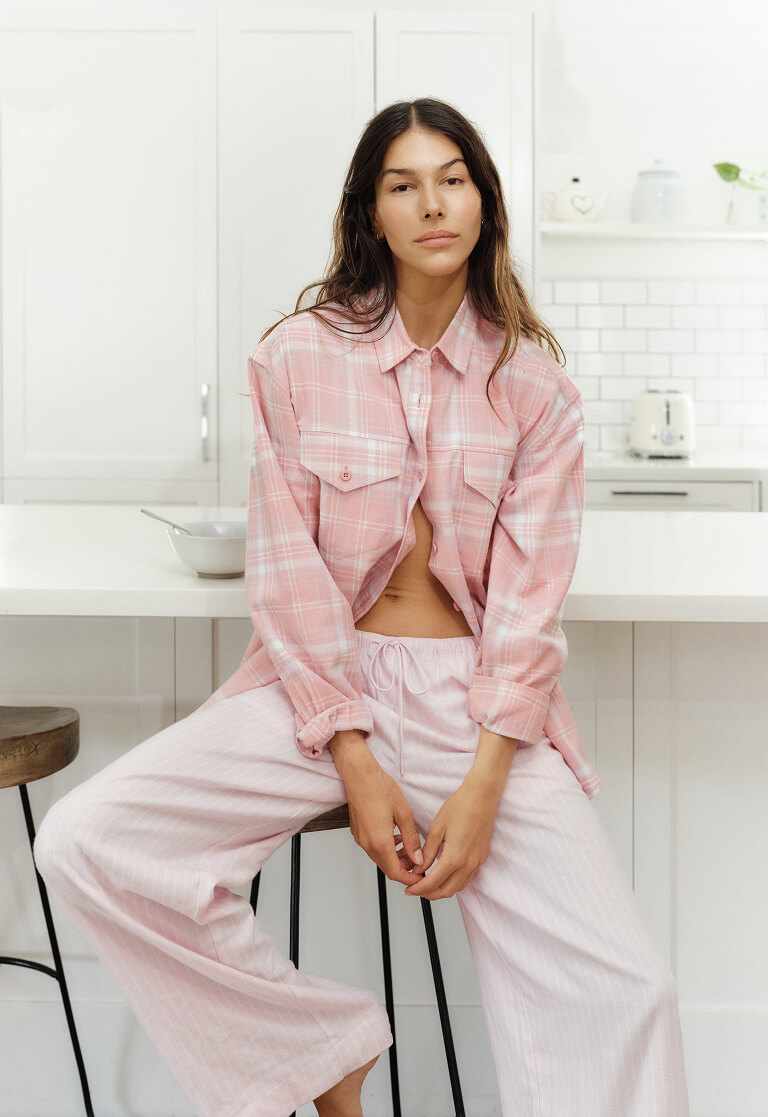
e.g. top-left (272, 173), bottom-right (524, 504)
top-left (167, 521), bottom-right (246, 578)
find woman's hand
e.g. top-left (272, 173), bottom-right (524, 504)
top-left (329, 731), bottom-right (425, 887)
top-left (404, 729), bottom-right (518, 900)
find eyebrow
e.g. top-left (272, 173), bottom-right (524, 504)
top-left (380, 157), bottom-right (467, 179)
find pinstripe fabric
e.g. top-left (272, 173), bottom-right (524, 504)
top-left (34, 630), bottom-right (690, 1116)
top-left (202, 289), bottom-right (601, 800)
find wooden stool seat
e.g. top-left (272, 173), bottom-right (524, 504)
top-left (0, 706), bottom-right (79, 789)
top-left (299, 803), bottom-right (350, 832)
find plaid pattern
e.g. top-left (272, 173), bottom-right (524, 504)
top-left (203, 288), bottom-right (601, 799)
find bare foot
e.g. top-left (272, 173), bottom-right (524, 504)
top-left (313, 1053), bottom-right (380, 1117)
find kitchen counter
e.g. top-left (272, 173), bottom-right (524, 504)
top-left (584, 447), bottom-right (768, 482)
top-left (1, 502), bottom-right (767, 623)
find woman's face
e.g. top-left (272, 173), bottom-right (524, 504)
top-left (367, 127), bottom-right (483, 288)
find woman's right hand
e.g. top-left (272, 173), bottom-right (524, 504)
top-left (329, 731), bottom-right (425, 887)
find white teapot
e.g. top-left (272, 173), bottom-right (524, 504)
top-left (541, 176), bottom-right (605, 223)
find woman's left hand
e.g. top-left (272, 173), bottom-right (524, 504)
top-left (403, 768), bottom-right (507, 900)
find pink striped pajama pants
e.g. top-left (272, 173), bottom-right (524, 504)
top-left (33, 630), bottom-right (690, 1116)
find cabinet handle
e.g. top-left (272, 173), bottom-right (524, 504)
top-left (201, 383), bottom-right (210, 462)
top-left (609, 489), bottom-right (689, 497)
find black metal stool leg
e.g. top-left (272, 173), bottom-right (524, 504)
top-left (287, 832), bottom-right (301, 1117)
top-left (376, 868), bottom-right (402, 1117)
top-left (12, 784), bottom-right (96, 1117)
top-left (420, 898), bottom-right (465, 1117)
top-left (249, 870), bottom-right (261, 913)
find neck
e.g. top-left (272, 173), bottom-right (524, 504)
top-left (394, 271), bottom-right (467, 350)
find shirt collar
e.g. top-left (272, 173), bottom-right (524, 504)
top-left (370, 288), bottom-right (477, 376)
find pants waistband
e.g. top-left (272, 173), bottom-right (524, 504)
top-left (355, 629), bottom-right (479, 657)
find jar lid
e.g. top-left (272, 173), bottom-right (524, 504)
top-left (638, 157), bottom-right (679, 177)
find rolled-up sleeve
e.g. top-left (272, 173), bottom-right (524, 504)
top-left (467, 373), bottom-right (585, 746)
top-left (246, 344), bottom-right (373, 757)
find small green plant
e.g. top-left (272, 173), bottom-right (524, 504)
top-left (713, 162), bottom-right (768, 223)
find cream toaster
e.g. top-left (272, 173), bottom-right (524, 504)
top-left (629, 390), bottom-right (696, 458)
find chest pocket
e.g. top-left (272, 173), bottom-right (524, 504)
top-left (461, 449), bottom-right (516, 572)
top-left (299, 431), bottom-right (406, 566)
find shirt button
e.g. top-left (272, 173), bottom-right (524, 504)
top-left (452, 602), bottom-right (461, 611)
top-left (340, 468), bottom-right (351, 481)
top-left (431, 543), bottom-right (438, 555)
top-left (417, 470), bottom-right (424, 481)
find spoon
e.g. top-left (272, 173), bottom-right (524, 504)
top-left (140, 509), bottom-right (192, 535)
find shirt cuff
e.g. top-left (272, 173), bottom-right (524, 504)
top-left (295, 700), bottom-right (374, 758)
top-left (467, 673), bottom-right (551, 747)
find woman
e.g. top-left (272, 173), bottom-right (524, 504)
top-left (34, 99), bottom-right (690, 1116)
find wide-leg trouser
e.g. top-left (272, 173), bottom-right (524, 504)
top-left (33, 630), bottom-right (690, 1117)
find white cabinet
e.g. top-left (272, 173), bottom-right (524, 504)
top-left (0, 6), bottom-right (537, 505)
top-left (0, 7), bottom-right (219, 504)
top-left (585, 478), bottom-right (759, 512)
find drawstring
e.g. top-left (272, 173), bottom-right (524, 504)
top-left (367, 641), bottom-right (430, 776)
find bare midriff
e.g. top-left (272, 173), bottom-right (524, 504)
top-left (354, 498), bottom-right (474, 638)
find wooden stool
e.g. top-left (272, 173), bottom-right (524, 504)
top-left (250, 804), bottom-right (465, 1117)
top-left (0, 706), bottom-right (94, 1117)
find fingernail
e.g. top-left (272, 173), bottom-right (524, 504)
top-left (413, 848), bottom-right (424, 865)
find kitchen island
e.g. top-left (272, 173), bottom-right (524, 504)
top-left (1, 503), bottom-right (766, 1117)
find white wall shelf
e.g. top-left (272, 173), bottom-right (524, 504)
top-left (540, 221), bottom-right (768, 242)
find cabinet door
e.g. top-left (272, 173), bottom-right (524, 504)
top-left (217, 9), bottom-right (374, 507)
top-left (634, 622), bottom-right (768, 1114)
top-left (0, 7), bottom-right (218, 504)
top-left (375, 9), bottom-right (535, 289)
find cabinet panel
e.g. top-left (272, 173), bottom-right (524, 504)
top-left (217, 9), bottom-right (374, 506)
top-left (585, 478), bottom-right (758, 511)
top-left (376, 9), bottom-right (535, 288)
top-left (0, 8), bottom-right (217, 501)
top-left (634, 622), bottom-right (768, 1115)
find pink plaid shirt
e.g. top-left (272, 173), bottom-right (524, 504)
top-left (204, 288), bottom-right (601, 800)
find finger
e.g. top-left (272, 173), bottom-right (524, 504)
top-left (374, 842), bottom-right (427, 887)
top-left (418, 825), bottom-right (446, 873)
top-left (412, 868), bottom-right (466, 901)
top-left (404, 853), bottom-right (455, 897)
top-left (394, 805), bottom-right (424, 868)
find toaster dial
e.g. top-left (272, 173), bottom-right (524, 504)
top-left (660, 428), bottom-right (679, 445)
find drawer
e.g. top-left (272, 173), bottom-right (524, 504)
top-left (584, 479), bottom-right (759, 512)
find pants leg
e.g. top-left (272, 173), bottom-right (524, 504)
top-left (357, 630), bottom-right (691, 1117)
top-left (33, 679), bottom-right (393, 1117)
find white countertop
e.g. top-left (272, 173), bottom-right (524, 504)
top-left (1, 503), bottom-right (767, 623)
top-left (584, 447), bottom-right (768, 482)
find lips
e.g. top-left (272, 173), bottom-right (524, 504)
top-left (416, 231), bottom-right (458, 242)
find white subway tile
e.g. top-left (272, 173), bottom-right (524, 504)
top-left (695, 426), bottom-right (743, 450)
top-left (671, 306), bottom-right (717, 329)
top-left (719, 354), bottom-right (766, 377)
top-left (540, 303), bottom-right (577, 328)
top-left (720, 402), bottom-right (767, 425)
top-left (694, 280), bottom-right (742, 305)
top-left (719, 306), bottom-right (764, 330)
top-left (600, 377), bottom-right (647, 400)
top-left (648, 330), bottom-right (694, 353)
top-left (742, 427), bottom-right (768, 451)
top-left (578, 305), bottom-right (623, 328)
top-left (742, 330), bottom-right (768, 354)
top-left (600, 281), bottom-right (646, 305)
top-left (743, 379), bottom-right (768, 401)
top-left (553, 280), bottom-right (600, 304)
top-left (536, 279), bottom-right (553, 304)
top-left (694, 330), bottom-right (742, 354)
top-left (556, 328), bottom-right (601, 353)
top-left (691, 401), bottom-right (718, 424)
top-left (625, 306), bottom-right (671, 328)
top-left (600, 329), bottom-right (646, 352)
top-left (694, 378), bottom-right (743, 400)
top-left (583, 400), bottom-right (624, 424)
top-left (600, 426), bottom-right (632, 453)
top-left (742, 281), bottom-right (768, 306)
top-left (671, 354), bottom-right (717, 377)
top-left (648, 281), bottom-right (695, 304)
top-left (583, 425), bottom-right (601, 452)
top-left (625, 354), bottom-right (670, 376)
top-left (577, 352), bottom-right (624, 375)
top-left (571, 376), bottom-right (600, 400)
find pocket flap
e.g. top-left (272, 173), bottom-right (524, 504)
top-left (300, 431), bottom-right (403, 492)
top-left (463, 449), bottom-right (515, 504)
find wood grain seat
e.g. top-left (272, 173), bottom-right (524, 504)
top-left (0, 706), bottom-right (80, 789)
top-left (0, 704), bottom-right (93, 1116)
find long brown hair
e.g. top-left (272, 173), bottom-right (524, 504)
top-left (259, 97), bottom-right (566, 421)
